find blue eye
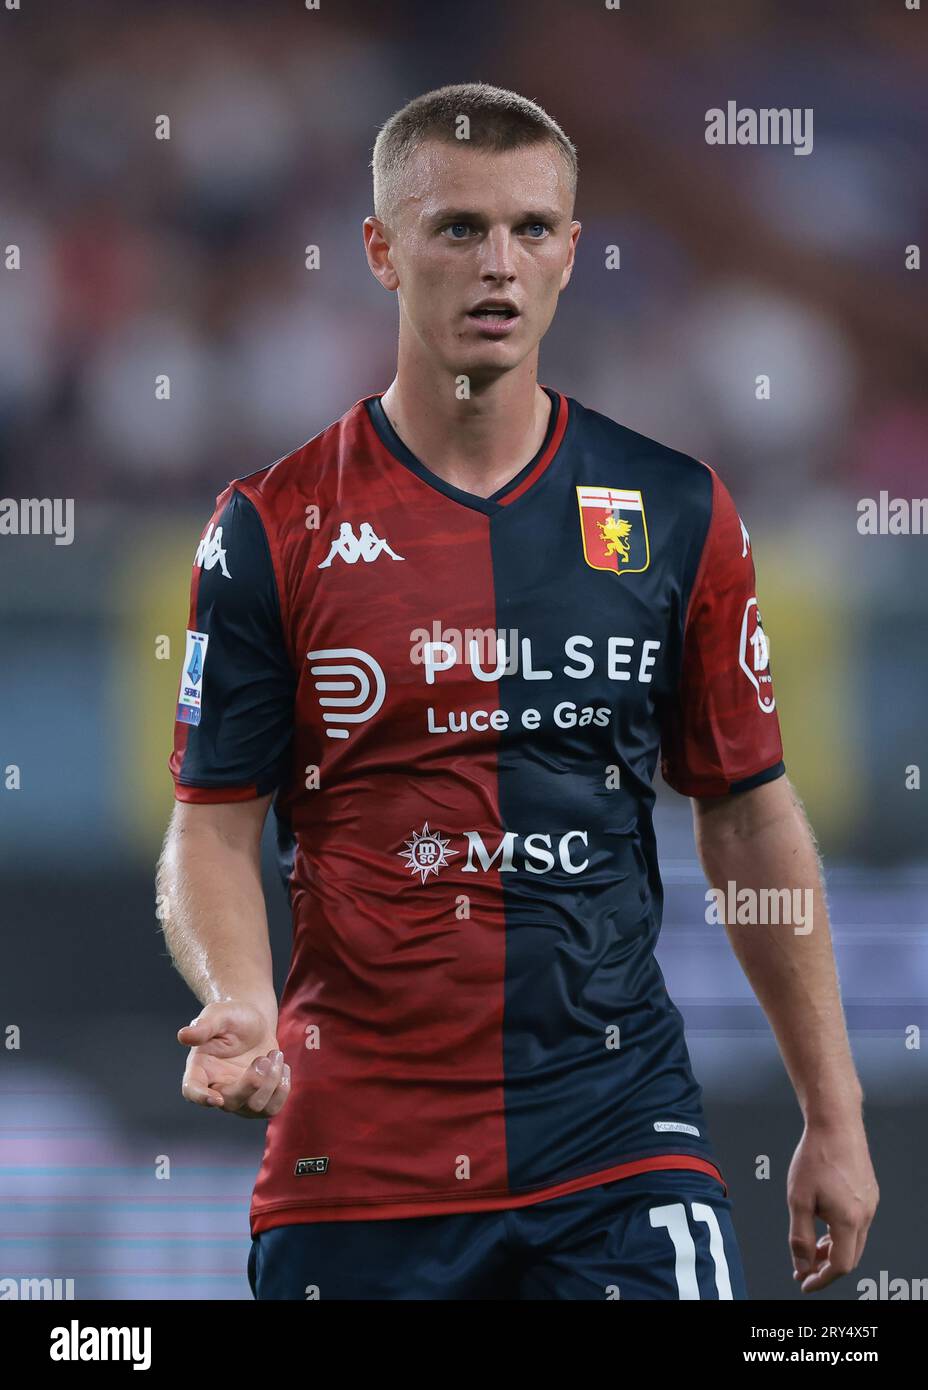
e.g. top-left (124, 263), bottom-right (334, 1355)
top-left (441, 220), bottom-right (550, 239)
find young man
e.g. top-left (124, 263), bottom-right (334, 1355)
top-left (158, 83), bottom-right (877, 1300)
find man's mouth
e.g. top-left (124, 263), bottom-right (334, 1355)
top-left (465, 302), bottom-right (521, 336)
top-left (468, 306), bottom-right (518, 320)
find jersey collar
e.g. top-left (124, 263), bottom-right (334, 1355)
top-left (362, 386), bottom-right (569, 517)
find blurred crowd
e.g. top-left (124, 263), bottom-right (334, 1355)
top-left (0, 0), bottom-right (925, 516)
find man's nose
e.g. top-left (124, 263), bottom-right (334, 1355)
top-left (479, 228), bottom-right (516, 279)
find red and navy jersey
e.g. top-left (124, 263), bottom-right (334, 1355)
top-left (169, 386), bottom-right (784, 1232)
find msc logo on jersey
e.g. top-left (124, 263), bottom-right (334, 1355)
top-left (576, 487), bottom-right (650, 576)
top-left (739, 597), bottom-right (775, 713)
top-left (399, 823), bottom-right (458, 884)
top-left (399, 824), bottom-right (590, 882)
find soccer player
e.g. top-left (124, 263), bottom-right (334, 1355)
top-left (157, 83), bottom-right (878, 1300)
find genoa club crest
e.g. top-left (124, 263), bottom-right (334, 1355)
top-left (576, 486), bottom-right (650, 576)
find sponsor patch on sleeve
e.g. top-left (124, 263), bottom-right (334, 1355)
top-left (177, 629), bottom-right (209, 726)
top-left (738, 597), bottom-right (775, 712)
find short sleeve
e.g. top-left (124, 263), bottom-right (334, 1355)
top-left (169, 486), bottom-right (296, 802)
top-left (659, 465), bottom-right (785, 797)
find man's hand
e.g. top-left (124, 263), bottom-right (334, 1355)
top-left (787, 1117), bottom-right (879, 1292)
top-left (177, 1000), bottom-right (291, 1119)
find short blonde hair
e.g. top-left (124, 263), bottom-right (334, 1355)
top-left (371, 82), bottom-right (578, 225)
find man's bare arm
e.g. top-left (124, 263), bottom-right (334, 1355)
top-left (694, 776), bottom-right (859, 1121)
top-left (157, 796), bottom-right (277, 1017)
top-left (692, 775), bottom-right (878, 1292)
top-left (156, 795), bottom-right (290, 1117)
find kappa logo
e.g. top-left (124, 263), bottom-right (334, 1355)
top-left (318, 521), bottom-right (404, 568)
top-left (194, 522), bottom-right (230, 577)
top-left (576, 487), bottom-right (650, 576)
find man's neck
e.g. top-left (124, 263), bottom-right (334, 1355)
top-left (379, 368), bottom-right (552, 501)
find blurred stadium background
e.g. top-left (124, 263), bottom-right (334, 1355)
top-left (1, 0), bottom-right (925, 1299)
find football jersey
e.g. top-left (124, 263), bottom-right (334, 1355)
top-left (169, 385), bottom-right (785, 1233)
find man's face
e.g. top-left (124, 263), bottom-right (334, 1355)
top-left (369, 139), bottom-right (580, 383)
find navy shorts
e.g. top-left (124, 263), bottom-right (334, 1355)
top-left (248, 1169), bottom-right (748, 1300)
